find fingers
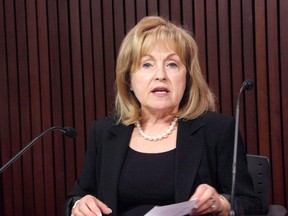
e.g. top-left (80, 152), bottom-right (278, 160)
top-left (71, 195), bottom-right (112, 216)
top-left (95, 199), bottom-right (113, 215)
top-left (189, 184), bottom-right (223, 215)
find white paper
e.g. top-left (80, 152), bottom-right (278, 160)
top-left (144, 200), bottom-right (198, 216)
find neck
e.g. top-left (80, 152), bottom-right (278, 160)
top-left (139, 107), bottom-right (178, 122)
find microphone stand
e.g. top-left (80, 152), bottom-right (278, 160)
top-left (229, 80), bottom-right (254, 216)
top-left (0, 126), bottom-right (76, 174)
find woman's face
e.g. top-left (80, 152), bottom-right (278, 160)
top-left (130, 41), bottom-right (187, 116)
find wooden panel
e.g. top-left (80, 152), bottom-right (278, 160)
top-left (266, 0), bottom-right (285, 204)
top-left (58, 0), bottom-right (76, 196)
top-left (37, 0), bottom-right (56, 214)
top-left (242, 0), bottom-right (257, 154)
top-left (17, 0), bottom-right (34, 210)
top-left (125, 0), bottom-right (136, 30)
top-left (170, 0), bottom-right (181, 22)
top-left (194, 0), bottom-right (207, 78)
top-left (136, 0), bottom-right (147, 21)
top-left (280, 0), bottom-right (288, 207)
top-left (230, 0), bottom-right (245, 140)
top-left (0, 1), bottom-right (6, 213)
top-left (27, 0), bottom-right (45, 215)
top-left (91, 0), bottom-right (107, 120)
top-left (114, 1), bottom-right (125, 54)
top-left (102, 0), bottom-right (116, 114)
top-left (254, 0), bottom-right (270, 157)
top-left (147, 0), bottom-right (158, 16)
top-left (3, 0), bottom-right (23, 215)
top-left (69, 0), bottom-right (86, 177)
top-left (218, 0), bottom-right (232, 114)
top-left (1, 0), bottom-right (288, 215)
top-left (181, 0), bottom-right (194, 31)
top-left (0, 1), bottom-right (13, 215)
top-left (206, 0), bottom-right (220, 99)
top-left (159, 0), bottom-right (169, 18)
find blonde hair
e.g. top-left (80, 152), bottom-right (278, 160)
top-left (115, 16), bottom-right (216, 125)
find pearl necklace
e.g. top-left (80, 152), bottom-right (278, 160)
top-left (135, 117), bottom-right (178, 141)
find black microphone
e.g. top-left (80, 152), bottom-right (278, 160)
top-left (60, 126), bottom-right (77, 139)
top-left (229, 80), bottom-right (254, 216)
top-left (0, 126), bottom-right (77, 174)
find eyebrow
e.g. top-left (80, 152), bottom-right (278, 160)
top-left (141, 53), bottom-right (180, 60)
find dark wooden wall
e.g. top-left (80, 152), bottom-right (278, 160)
top-left (0, 0), bottom-right (287, 215)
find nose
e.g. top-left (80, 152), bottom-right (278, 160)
top-left (155, 65), bottom-right (167, 81)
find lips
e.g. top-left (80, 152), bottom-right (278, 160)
top-left (151, 86), bottom-right (170, 93)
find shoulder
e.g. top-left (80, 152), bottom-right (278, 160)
top-left (182, 111), bottom-right (235, 133)
top-left (202, 112), bottom-right (235, 133)
top-left (90, 115), bottom-right (130, 135)
top-left (92, 116), bottom-right (118, 129)
top-left (200, 111), bottom-right (234, 124)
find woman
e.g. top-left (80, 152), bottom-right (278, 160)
top-left (66, 16), bottom-right (261, 216)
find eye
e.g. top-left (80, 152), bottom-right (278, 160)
top-left (167, 62), bottom-right (178, 69)
top-left (143, 62), bottom-right (153, 68)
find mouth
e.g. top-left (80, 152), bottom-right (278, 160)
top-left (151, 87), bottom-right (170, 94)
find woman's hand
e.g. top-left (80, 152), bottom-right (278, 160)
top-left (189, 184), bottom-right (230, 216)
top-left (71, 195), bottom-right (112, 216)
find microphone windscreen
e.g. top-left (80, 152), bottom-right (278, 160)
top-left (243, 80), bottom-right (254, 90)
top-left (62, 127), bottom-right (77, 138)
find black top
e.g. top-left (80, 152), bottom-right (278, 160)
top-left (66, 112), bottom-right (262, 216)
top-left (118, 147), bottom-right (176, 215)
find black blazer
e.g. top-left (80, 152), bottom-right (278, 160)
top-left (66, 112), bottom-right (261, 215)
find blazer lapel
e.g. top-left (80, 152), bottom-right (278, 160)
top-left (175, 118), bottom-right (205, 202)
top-left (99, 123), bottom-right (134, 213)
top-left (97, 117), bottom-right (206, 212)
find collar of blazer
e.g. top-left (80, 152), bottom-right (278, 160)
top-left (98, 116), bottom-right (206, 213)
